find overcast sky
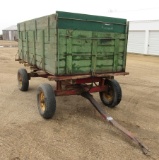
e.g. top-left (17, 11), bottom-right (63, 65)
top-left (0, 0), bottom-right (159, 34)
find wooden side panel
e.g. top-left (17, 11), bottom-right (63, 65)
top-left (18, 14), bottom-right (57, 75)
top-left (57, 29), bottom-right (127, 75)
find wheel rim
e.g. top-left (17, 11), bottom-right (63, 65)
top-left (39, 91), bottom-right (46, 112)
top-left (104, 86), bottom-right (114, 103)
top-left (18, 74), bottom-right (22, 87)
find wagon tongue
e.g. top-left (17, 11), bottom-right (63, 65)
top-left (81, 92), bottom-right (149, 155)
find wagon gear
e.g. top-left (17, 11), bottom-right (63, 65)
top-left (16, 11), bottom-right (149, 154)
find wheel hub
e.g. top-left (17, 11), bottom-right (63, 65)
top-left (104, 86), bottom-right (114, 102)
top-left (39, 91), bottom-right (46, 112)
top-left (18, 74), bottom-right (22, 87)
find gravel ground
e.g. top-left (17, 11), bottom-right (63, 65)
top-left (0, 41), bottom-right (159, 160)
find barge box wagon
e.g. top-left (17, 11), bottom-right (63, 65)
top-left (16, 11), bottom-right (129, 118)
top-left (17, 11), bottom-right (128, 76)
top-left (16, 12), bottom-right (149, 154)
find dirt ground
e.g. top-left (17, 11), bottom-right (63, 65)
top-left (0, 40), bottom-right (18, 47)
top-left (0, 41), bottom-right (159, 160)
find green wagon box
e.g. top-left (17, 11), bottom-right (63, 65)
top-left (17, 11), bottom-right (128, 76)
top-left (16, 11), bottom-right (129, 119)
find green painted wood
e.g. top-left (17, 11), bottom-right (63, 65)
top-left (18, 29), bottom-right (23, 60)
top-left (57, 11), bottom-right (126, 24)
top-left (36, 15), bottom-right (56, 30)
top-left (97, 46), bottom-right (115, 52)
top-left (26, 32), bottom-right (29, 63)
top-left (123, 22), bottom-right (129, 71)
top-left (19, 23), bottom-right (25, 31)
top-left (57, 28), bottom-right (127, 75)
top-left (95, 66), bottom-right (113, 73)
top-left (57, 11), bottom-right (126, 34)
top-left (66, 31), bottom-right (72, 74)
top-left (41, 30), bottom-right (45, 70)
top-left (32, 31), bottom-right (36, 65)
top-left (35, 57), bottom-right (56, 74)
top-left (72, 66), bottom-right (91, 74)
top-left (47, 17), bottom-right (50, 42)
top-left (97, 59), bottom-right (113, 66)
top-left (91, 35), bottom-right (98, 75)
top-left (18, 11), bottom-right (128, 76)
top-left (113, 38), bottom-right (119, 71)
top-left (25, 20), bottom-right (36, 30)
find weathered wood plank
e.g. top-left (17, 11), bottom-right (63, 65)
top-left (98, 39), bottom-right (115, 46)
top-left (113, 38), bottom-right (119, 71)
top-left (91, 35), bottom-right (98, 74)
top-left (97, 46), bottom-right (115, 52)
top-left (72, 45), bottom-right (92, 53)
top-left (95, 66), bottom-right (113, 73)
top-left (36, 15), bottom-right (56, 30)
top-left (96, 59), bottom-right (113, 66)
top-left (72, 66), bottom-right (91, 74)
top-left (66, 34), bottom-right (72, 74)
top-left (72, 60), bottom-right (91, 67)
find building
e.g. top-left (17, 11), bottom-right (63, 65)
top-left (2, 25), bottom-right (17, 41)
top-left (127, 20), bottom-right (159, 56)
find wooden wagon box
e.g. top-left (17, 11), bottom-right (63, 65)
top-left (17, 11), bottom-right (128, 76)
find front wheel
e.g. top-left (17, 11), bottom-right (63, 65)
top-left (99, 79), bottom-right (122, 108)
top-left (37, 83), bottom-right (56, 119)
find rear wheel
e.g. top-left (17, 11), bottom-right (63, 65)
top-left (17, 68), bottom-right (29, 91)
top-left (37, 83), bottom-right (56, 119)
top-left (99, 79), bottom-right (122, 108)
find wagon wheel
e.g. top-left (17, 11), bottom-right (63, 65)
top-left (17, 68), bottom-right (29, 91)
top-left (37, 83), bottom-right (56, 119)
top-left (99, 79), bottom-right (122, 108)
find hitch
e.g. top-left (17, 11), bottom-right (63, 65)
top-left (81, 92), bottom-right (149, 155)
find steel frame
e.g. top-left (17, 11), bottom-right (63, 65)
top-left (28, 69), bottom-right (129, 96)
top-left (25, 68), bottom-right (149, 154)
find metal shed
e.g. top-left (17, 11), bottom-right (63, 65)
top-left (2, 25), bottom-right (18, 41)
top-left (127, 20), bottom-right (159, 56)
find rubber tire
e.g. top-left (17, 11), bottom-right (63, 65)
top-left (37, 83), bottom-right (56, 119)
top-left (17, 68), bottom-right (29, 91)
top-left (99, 79), bottom-right (122, 108)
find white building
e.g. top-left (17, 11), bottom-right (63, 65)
top-left (2, 25), bottom-right (17, 41)
top-left (127, 20), bottom-right (159, 55)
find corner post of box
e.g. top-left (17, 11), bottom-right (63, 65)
top-left (17, 24), bottom-right (22, 59)
top-left (123, 21), bottom-right (129, 71)
top-left (17, 24), bottom-right (20, 40)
